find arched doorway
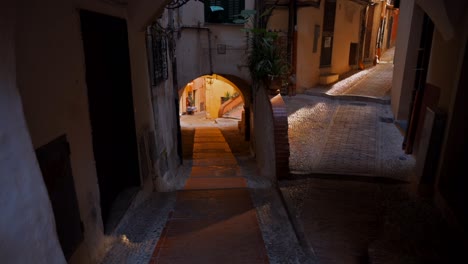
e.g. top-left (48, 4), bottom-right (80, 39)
top-left (179, 74), bottom-right (244, 120)
top-left (176, 74), bottom-right (253, 190)
top-left (178, 74), bottom-right (251, 141)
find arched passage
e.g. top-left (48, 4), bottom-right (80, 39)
top-left (176, 73), bottom-right (254, 189)
top-left (178, 73), bottom-right (252, 141)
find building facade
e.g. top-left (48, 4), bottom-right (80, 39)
top-left (2, 0), bottom-right (181, 263)
top-left (1, 0), bottom-right (467, 263)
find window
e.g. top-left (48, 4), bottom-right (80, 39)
top-left (147, 23), bottom-right (169, 86)
top-left (349, 43), bottom-right (358, 65)
top-left (205, 0), bottom-right (245, 24)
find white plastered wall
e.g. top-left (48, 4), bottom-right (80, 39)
top-left (14, 0), bottom-right (164, 262)
top-left (0, 2), bottom-right (66, 264)
top-left (174, 0), bottom-right (251, 88)
top-left (391, 0), bottom-right (424, 121)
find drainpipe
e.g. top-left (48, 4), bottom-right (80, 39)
top-left (180, 25), bottom-right (214, 75)
top-left (207, 29), bottom-right (213, 75)
top-left (287, 0), bottom-right (297, 72)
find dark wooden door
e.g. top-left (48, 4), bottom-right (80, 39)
top-left (364, 5), bottom-right (375, 59)
top-left (349, 43), bottom-right (358, 66)
top-left (80, 10), bottom-right (140, 232)
top-left (320, 33), bottom-right (334, 67)
top-left (320, 0), bottom-right (336, 67)
top-left (36, 135), bottom-right (83, 260)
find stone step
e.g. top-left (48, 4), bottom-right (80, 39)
top-left (319, 73), bottom-right (339, 85)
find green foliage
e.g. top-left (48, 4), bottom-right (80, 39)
top-left (235, 8), bottom-right (291, 84)
top-left (187, 93), bottom-right (195, 106)
top-left (232, 9), bottom-right (257, 24)
top-left (248, 30), bottom-right (290, 83)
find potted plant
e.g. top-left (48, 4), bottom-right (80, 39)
top-left (235, 9), bottom-right (291, 95)
top-left (249, 30), bottom-right (290, 95)
top-left (221, 90), bottom-right (231, 104)
top-left (187, 93), bottom-right (196, 115)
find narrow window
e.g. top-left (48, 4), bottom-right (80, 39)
top-left (147, 22), bottom-right (169, 86)
top-left (205, 0), bottom-right (245, 24)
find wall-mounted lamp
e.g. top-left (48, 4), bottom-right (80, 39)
top-left (205, 75), bottom-right (216, 85)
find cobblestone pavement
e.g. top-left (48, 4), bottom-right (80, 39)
top-left (100, 192), bottom-right (177, 264)
top-left (280, 46), bottom-right (467, 263)
top-left (99, 118), bottom-right (309, 264)
top-left (279, 178), bottom-right (467, 264)
top-left (285, 94), bottom-right (414, 181)
top-left (343, 46), bottom-right (394, 98)
top-left (99, 45), bottom-right (440, 264)
top-left (305, 47), bottom-right (394, 102)
top-left (285, 47), bottom-right (413, 180)
top-left (343, 63), bottom-right (393, 98)
top-left (148, 127), bottom-right (268, 264)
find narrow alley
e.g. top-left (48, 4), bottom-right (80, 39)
top-left (149, 127), bottom-right (267, 263)
top-left (99, 48), bottom-right (466, 264)
top-left (100, 115), bottom-right (308, 263)
top-left (287, 48), bottom-right (413, 180)
top-left (280, 48), bottom-right (466, 264)
top-left (4, 1), bottom-right (468, 264)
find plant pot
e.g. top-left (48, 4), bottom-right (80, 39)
top-left (221, 97), bottom-right (229, 104)
top-left (268, 77), bottom-right (282, 96)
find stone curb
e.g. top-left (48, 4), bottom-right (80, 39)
top-left (303, 91), bottom-right (391, 105)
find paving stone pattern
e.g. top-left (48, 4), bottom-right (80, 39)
top-left (149, 127), bottom-right (269, 264)
top-left (285, 49), bottom-right (414, 180)
top-left (219, 126), bottom-right (311, 264)
top-left (344, 63), bottom-right (393, 98)
top-left (277, 46), bottom-right (466, 264)
top-left (280, 178), bottom-right (385, 264)
top-left (100, 192), bottom-right (177, 264)
top-left (317, 104), bottom-right (378, 175)
top-left (286, 96), bottom-right (338, 173)
top-left (280, 177), bottom-right (468, 264)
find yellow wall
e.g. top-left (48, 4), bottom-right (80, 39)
top-left (205, 78), bottom-right (237, 119)
top-left (268, 8), bottom-right (289, 32)
top-left (369, 3), bottom-right (382, 62)
top-left (194, 77), bottom-right (205, 111)
top-left (331, 0), bottom-right (362, 74)
top-left (180, 76), bottom-right (238, 119)
top-left (296, 6), bottom-right (323, 91)
top-left (295, 0), bottom-right (364, 90)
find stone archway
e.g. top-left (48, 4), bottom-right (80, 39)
top-left (178, 73), bottom-right (252, 141)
